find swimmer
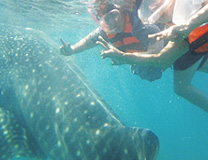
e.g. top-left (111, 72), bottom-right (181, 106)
top-left (60, 0), bottom-right (164, 82)
top-left (99, 0), bottom-right (208, 112)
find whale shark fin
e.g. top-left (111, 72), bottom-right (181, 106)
top-left (0, 107), bottom-right (46, 160)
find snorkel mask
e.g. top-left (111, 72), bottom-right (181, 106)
top-left (88, 0), bottom-right (122, 34)
top-left (138, 0), bottom-right (174, 24)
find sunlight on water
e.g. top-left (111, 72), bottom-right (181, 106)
top-left (0, 0), bottom-right (93, 32)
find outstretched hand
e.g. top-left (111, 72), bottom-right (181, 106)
top-left (60, 38), bottom-right (74, 56)
top-left (96, 36), bottom-right (126, 65)
top-left (148, 24), bottom-right (189, 42)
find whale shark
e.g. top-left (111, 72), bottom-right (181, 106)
top-left (0, 24), bottom-right (159, 160)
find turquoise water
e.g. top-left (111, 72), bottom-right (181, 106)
top-left (1, 0), bottom-right (207, 160)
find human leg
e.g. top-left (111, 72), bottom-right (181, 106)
top-left (198, 54), bottom-right (208, 73)
top-left (174, 58), bottom-right (208, 113)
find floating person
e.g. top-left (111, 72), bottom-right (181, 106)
top-left (60, 0), bottom-right (164, 82)
top-left (99, 0), bottom-right (208, 113)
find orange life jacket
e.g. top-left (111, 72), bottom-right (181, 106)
top-left (106, 14), bottom-right (146, 53)
top-left (188, 23), bottom-right (208, 53)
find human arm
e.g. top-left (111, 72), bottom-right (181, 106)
top-left (60, 28), bottom-right (102, 56)
top-left (99, 36), bottom-right (189, 70)
top-left (97, 21), bottom-right (168, 67)
top-left (149, 3), bottom-right (208, 41)
top-left (184, 3), bottom-right (208, 33)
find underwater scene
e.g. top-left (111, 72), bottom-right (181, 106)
top-left (0, 0), bottom-right (208, 160)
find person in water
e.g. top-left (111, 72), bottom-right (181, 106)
top-left (99, 0), bottom-right (208, 113)
top-left (60, 0), bottom-right (164, 82)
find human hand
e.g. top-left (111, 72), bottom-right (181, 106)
top-left (60, 38), bottom-right (74, 56)
top-left (96, 36), bottom-right (126, 65)
top-left (148, 24), bottom-right (189, 42)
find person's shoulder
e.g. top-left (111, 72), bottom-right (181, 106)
top-left (89, 27), bottom-right (108, 42)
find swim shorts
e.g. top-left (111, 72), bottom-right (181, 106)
top-left (173, 50), bottom-right (208, 71)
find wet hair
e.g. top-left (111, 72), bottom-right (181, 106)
top-left (95, 3), bottom-right (118, 19)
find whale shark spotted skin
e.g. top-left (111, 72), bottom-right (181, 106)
top-left (0, 24), bottom-right (159, 160)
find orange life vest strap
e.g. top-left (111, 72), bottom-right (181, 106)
top-left (123, 37), bottom-right (140, 45)
top-left (113, 41), bottom-right (123, 47)
top-left (188, 24), bottom-right (208, 53)
top-left (106, 13), bottom-right (142, 50)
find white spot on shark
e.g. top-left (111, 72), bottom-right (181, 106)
top-left (0, 118), bottom-right (4, 122)
top-left (64, 101), bottom-right (69, 105)
top-left (30, 112), bottom-right (34, 118)
top-left (95, 129), bottom-right (100, 136)
top-left (103, 123), bottom-right (109, 127)
top-left (86, 140), bottom-right (90, 144)
top-left (24, 92), bottom-right (28, 97)
top-left (56, 108), bottom-right (60, 114)
top-left (44, 75), bottom-right (48, 79)
top-left (76, 151), bottom-right (81, 157)
top-left (84, 110), bottom-right (88, 114)
top-left (1, 125), bottom-right (6, 130)
top-left (14, 144), bottom-right (19, 149)
top-left (25, 84), bottom-right (29, 90)
top-left (74, 118), bottom-right (78, 122)
top-left (3, 130), bottom-right (8, 135)
top-left (52, 96), bottom-right (56, 101)
top-left (37, 101), bottom-right (40, 105)
top-left (64, 127), bottom-right (69, 133)
top-left (91, 101), bottom-right (95, 105)
top-left (124, 148), bottom-right (128, 154)
top-left (57, 141), bottom-right (61, 147)
top-left (25, 27), bottom-right (33, 30)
